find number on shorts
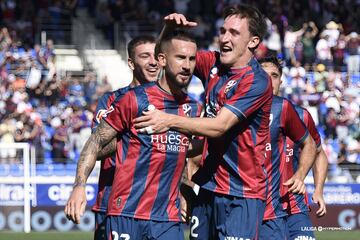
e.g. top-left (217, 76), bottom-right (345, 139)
top-left (190, 216), bottom-right (199, 238)
top-left (111, 231), bottom-right (130, 240)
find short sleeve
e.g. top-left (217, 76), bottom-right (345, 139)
top-left (283, 100), bottom-right (309, 145)
top-left (91, 92), bottom-right (114, 132)
top-left (103, 91), bottom-right (137, 133)
top-left (223, 72), bottom-right (272, 120)
top-left (303, 109), bottom-right (321, 148)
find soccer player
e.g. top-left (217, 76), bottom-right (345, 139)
top-left (91, 35), bottom-right (159, 240)
top-left (65, 31), bottom-right (202, 240)
top-left (259, 57), bottom-right (328, 239)
top-left (258, 56), bottom-right (317, 239)
top-left (133, 5), bottom-right (279, 239)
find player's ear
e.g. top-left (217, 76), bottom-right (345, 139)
top-left (248, 36), bottom-right (260, 49)
top-left (157, 53), bottom-right (166, 67)
top-left (128, 58), bottom-right (135, 70)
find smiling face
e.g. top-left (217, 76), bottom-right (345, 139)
top-left (158, 39), bottom-right (197, 89)
top-left (128, 42), bottom-right (159, 84)
top-left (219, 15), bottom-right (259, 67)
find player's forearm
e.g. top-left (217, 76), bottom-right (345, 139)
top-left (168, 115), bottom-right (226, 138)
top-left (295, 135), bottom-right (317, 180)
top-left (312, 148), bottom-right (328, 193)
top-left (97, 138), bottom-right (117, 160)
top-left (74, 121), bottom-right (117, 186)
top-left (169, 108), bottom-right (237, 138)
top-left (74, 134), bottom-right (101, 187)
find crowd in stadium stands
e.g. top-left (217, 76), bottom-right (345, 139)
top-left (0, 27), bottom-right (114, 166)
top-left (0, 0), bottom-right (359, 182)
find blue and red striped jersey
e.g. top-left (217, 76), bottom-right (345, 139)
top-left (263, 96), bottom-right (309, 220)
top-left (103, 82), bottom-right (202, 221)
top-left (91, 86), bottom-right (130, 212)
top-left (282, 106), bottom-right (321, 215)
top-left (191, 51), bottom-right (273, 200)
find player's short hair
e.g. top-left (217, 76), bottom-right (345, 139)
top-left (258, 57), bottom-right (283, 76)
top-left (223, 4), bottom-right (267, 43)
top-left (158, 30), bottom-right (197, 54)
top-left (127, 35), bottom-right (156, 59)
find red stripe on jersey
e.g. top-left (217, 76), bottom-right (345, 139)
top-left (108, 133), bottom-right (141, 214)
top-left (214, 162), bottom-right (230, 194)
top-left (134, 92), bottom-right (166, 218)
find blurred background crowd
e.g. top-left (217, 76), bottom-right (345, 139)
top-left (0, 0), bottom-right (359, 182)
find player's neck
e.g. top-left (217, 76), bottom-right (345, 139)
top-left (158, 76), bottom-right (182, 96)
top-left (231, 52), bottom-right (253, 69)
top-left (130, 78), bottom-right (140, 87)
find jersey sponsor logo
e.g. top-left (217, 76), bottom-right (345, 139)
top-left (95, 106), bottom-right (114, 123)
top-left (182, 104), bottom-right (192, 116)
top-left (224, 80), bottom-right (237, 94)
top-left (286, 144), bottom-right (293, 162)
top-left (151, 130), bottom-right (190, 153)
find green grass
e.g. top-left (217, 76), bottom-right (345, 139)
top-left (1, 230), bottom-right (359, 240)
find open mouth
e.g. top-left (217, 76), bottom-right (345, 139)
top-left (220, 45), bottom-right (232, 54)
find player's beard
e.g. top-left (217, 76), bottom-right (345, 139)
top-left (165, 69), bottom-right (191, 90)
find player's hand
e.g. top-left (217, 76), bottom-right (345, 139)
top-left (312, 190), bottom-right (327, 217)
top-left (180, 193), bottom-right (189, 223)
top-left (164, 13), bottom-right (198, 28)
top-left (64, 186), bottom-right (87, 224)
top-left (283, 174), bottom-right (306, 194)
top-left (134, 109), bottom-right (170, 134)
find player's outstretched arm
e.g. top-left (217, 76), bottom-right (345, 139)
top-left (134, 107), bottom-right (239, 138)
top-left (64, 120), bottom-right (117, 224)
top-left (312, 147), bottom-right (328, 217)
top-left (283, 135), bottom-right (316, 194)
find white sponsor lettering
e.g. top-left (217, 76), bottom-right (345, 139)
top-left (48, 184), bottom-right (95, 203)
top-left (151, 131), bottom-right (189, 153)
top-left (294, 237), bottom-right (315, 240)
top-left (286, 144), bottom-right (293, 162)
top-left (225, 237), bottom-right (250, 240)
top-left (0, 184), bottom-right (35, 204)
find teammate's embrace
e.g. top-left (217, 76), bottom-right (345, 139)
top-left (65, 31), bottom-right (202, 240)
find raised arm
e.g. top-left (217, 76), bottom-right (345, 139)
top-left (65, 120), bottom-right (117, 224)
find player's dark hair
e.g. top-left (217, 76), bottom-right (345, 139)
top-left (127, 35), bottom-right (156, 59)
top-left (223, 4), bottom-right (267, 44)
top-left (258, 57), bottom-right (283, 76)
top-left (158, 30), bottom-right (197, 53)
